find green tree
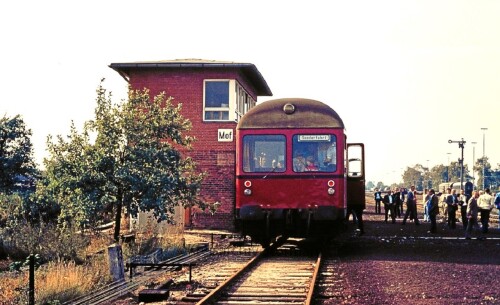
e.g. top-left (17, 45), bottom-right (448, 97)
top-left (428, 164), bottom-right (447, 189)
top-left (375, 181), bottom-right (385, 190)
top-left (0, 115), bottom-right (38, 194)
top-left (43, 82), bottom-right (205, 241)
top-left (402, 165), bottom-right (423, 190)
top-left (490, 168), bottom-right (500, 189)
top-left (446, 161), bottom-right (469, 184)
top-left (366, 181), bottom-right (375, 190)
top-left (473, 156), bottom-right (491, 189)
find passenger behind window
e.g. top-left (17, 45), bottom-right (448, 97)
top-left (293, 151), bottom-right (306, 172)
top-left (271, 159), bottom-right (283, 169)
top-left (323, 142), bottom-right (337, 171)
top-left (305, 156), bottom-right (319, 171)
top-left (257, 152), bottom-right (266, 168)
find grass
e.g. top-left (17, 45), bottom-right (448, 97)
top-left (0, 253), bottom-right (110, 305)
top-left (0, 221), bottom-right (186, 304)
top-left (37, 258), bottom-right (111, 304)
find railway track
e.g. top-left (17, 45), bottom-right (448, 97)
top-left (63, 249), bottom-right (211, 305)
top-left (194, 241), bottom-right (322, 305)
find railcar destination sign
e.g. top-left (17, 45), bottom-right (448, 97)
top-left (298, 135), bottom-right (331, 142)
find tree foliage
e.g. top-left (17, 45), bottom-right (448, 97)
top-left (365, 181), bottom-right (375, 190)
top-left (402, 165), bottom-right (423, 189)
top-left (378, 156), bottom-right (500, 191)
top-left (42, 82), bottom-right (205, 240)
top-left (0, 114), bottom-right (38, 194)
top-left (428, 164), bottom-right (447, 188)
top-left (473, 156), bottom-right (500, 189)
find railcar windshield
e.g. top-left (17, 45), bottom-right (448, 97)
top-left (242, 135), bottom-right (286, 172)
top-left (292, 134), bottom-right (337, 172)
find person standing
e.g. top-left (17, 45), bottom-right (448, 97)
top-left (439, 190), bottom-right (448, 223)
top-left (465, 191), bottom-right (481, 240)
top-left (399, 188), bottom-right (407, 216)
top-left (374, 188), bottom-right (382, 214)
top-left (477, 188), bottom-right (494, 236)
top-left (427, 189), bottom-right (439, 233)
top-left (393, 188), bottom-right (402, 218)
top-left (402, 185), bottom-right (420, 225)
top-left (345, 205), bottom-right (358, 225)
top-left (349, 198), bottom-right (366, 236)
top-left (383, 190), bottom-right (396, 224)
top-left (423, 189), bottom-right (430, 222)
top-left (445, 188), bottom-right (458, 229)
top-left (494, 187), bottom-right (500, 229)
top-left (457, 189), bottom-right (468, 230)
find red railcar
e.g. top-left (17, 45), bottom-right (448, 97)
top-left (235, 98), bottom-right (365, 246)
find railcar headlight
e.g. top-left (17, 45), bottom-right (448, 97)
top-left (327, 180), bottom-right (335, 187)
top-left (283, 103), bottom-right (295, 114)
top-left (244, 189), bottom-right (252, 196)
top-left (328, 188), bottom-right (335, 195)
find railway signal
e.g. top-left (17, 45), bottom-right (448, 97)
top-left (448, 138), bottom-right (466, 190)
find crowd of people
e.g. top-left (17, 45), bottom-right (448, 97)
top-left (368, 186), bottom-right (500, 239)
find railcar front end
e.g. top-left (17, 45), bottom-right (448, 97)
top-left (235, 98), bottom-right (364, 246)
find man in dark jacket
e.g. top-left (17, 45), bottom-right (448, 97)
top-left (402, 185), bottom-right (419, 225)
top-left (393, 188), bottom-right (402, 218)
top-left (383, 190), bottom-right (396, 224)
top-left (445, 188), bottom-right (458, 229)
top-left (374, 188), bottom-right (382, 214)
top-left (427, 189), bottom-right (440, 233)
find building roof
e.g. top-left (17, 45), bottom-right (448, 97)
top-left (109, 58), bottom-right (272, 96)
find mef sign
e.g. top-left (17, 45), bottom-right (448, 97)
top-left (218, 129), bottom-right (233, 142)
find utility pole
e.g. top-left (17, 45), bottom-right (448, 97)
top-left (426, 160), bottom-right (430, 189)
top-left (471, 142), bottom-right (477, 185)
top-left (446, 152), bottom-right (451, 182)
top-left (481, 128), bottom-right (487, 190)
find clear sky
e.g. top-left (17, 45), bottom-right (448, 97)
top-left (2, 0), bottom-right (499, 186)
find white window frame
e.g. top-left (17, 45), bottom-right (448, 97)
top-left (203, 79), bottom-right (256, 122)
top-left (203, 79), bottom-right (233, 122)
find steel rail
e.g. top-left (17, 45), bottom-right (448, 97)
top-left (63, 249), bottom-right (210, 305)
top-left (195, 248), bottom-right (266, 304)
top-left (305, 252), bottom-right (322, 305)
top-left (196, 242), bottom-right (321, 305)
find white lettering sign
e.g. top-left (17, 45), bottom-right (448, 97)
top-left (298, 135), bottom-right (331, 142)
top-left (218, 129), bottom-right (234, 142)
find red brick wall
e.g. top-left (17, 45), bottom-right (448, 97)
top-left (127, 68), bottom-right (257, 230)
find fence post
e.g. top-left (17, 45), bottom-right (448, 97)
top-left (28, 254), bottom-right (35, 305)
top-left (108, 244), bottom-right (125, 281)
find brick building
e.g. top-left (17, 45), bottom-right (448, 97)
top-left (109, 59), bottom-right (272, 230)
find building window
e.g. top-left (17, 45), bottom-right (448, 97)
top-left (203, 80), bottom-right (256, 122)
top-left (204, 81), bottom-right (230, 121)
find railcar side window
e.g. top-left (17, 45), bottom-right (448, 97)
top-left (292, 134), bottom-right (337, 172)
top-left (347, 144), bottom-right (364, 177)
top-left (242, 135), bottom-right (286, 172)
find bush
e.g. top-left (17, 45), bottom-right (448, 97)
top-left (1, 221), bottom-right (89, 262)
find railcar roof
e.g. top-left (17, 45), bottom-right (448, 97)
top-left (237, 98), bottom-right (345, 129)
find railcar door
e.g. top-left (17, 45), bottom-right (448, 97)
top-left (346, 143), bottom-right (365, 209)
